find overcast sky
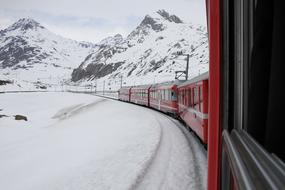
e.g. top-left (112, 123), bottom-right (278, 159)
top-left (0, 0), bottom-right (207, 43)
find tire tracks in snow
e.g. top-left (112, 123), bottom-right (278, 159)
top-left (127, 116), bottom-right (164, 190)
top-left (52, 99), bottom-right (107, 120)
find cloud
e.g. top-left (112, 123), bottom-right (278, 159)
top-left (45, 23), bottom-right (129, 43)
top-left (0, 17), bottom-right (13, 29)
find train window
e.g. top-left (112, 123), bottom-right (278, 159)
top-left (194, 87), bottom-right (200, 110)
top-left (194, 87), bottom-right (198, 104)
top-left (184, 88), bottom-right (186, 106)
top-left (183, 89), bottom-right (186, 105)
top-left (199, 86), bottom-right (203, 112)
top-left (200, 86), bottom-right (203, 102)
top-left (181, 90), bottom-right (183, 104)
top-left (183, 89), bottom-right (187, 105)
top-left (171, 90), bottom-right (177, 101)
top-left (165, 90), bottom-right (168, 101)
top-left (188, 89), bottom-right (191, 106)
top-left (223, 0), bottom-right (285, 160)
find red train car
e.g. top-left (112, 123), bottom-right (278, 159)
top-left (130, 85), bottom-right (152, 106)
top-left (149, 82), bottom-right (180, 115)
top-left (118, 86), bottom-right (132, 102)
top-left (178, 72), bottom-right (209, 144)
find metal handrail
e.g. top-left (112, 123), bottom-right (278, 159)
top-left (222, 130), bottom-right (254, 190)
top-left (222, 129), bottom-right (285, 190)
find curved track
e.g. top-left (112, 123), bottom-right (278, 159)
top-left (130, 108), bottom-right (207, 190)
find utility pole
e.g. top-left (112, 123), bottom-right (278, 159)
top-left (103, 80), bottom-right (105, 95)
top-left (120, 76), bottom-right (123, 88)
top-left (95, 80), bottom-right (97, 94)
top-left (174, 51), bottom-right (190, 81)
top-left (185, 54), bottom-right (189, 80)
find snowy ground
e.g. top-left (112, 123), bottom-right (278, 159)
top-left (0, 92), bottom-right (207, 190)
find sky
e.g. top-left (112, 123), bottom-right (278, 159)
top-left (0, 0), bottom-right (207, 43)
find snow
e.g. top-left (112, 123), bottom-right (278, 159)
top-left (0, 92), bottom-right (207, 190)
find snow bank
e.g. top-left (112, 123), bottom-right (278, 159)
top-left (0, 92), bottom-right (161, 190)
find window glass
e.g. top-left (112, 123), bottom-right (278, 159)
top-left (194, 87), bottom-right (198, 105)
top-left (200, 86), bottom-right (203, 101)
top-left (171, 90), bottom-right (177, 101)
top-left (188, 89), bottom-right (192, 106)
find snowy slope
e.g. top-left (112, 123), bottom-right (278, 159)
top-left (0, 92), bottom-right (207, 190)
top-left (0, 18), bottom-right (97, 86)
top-left (71, 10), bottom-right (208, 89)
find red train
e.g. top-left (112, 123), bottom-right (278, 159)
top-left (178, 72), bottom-right (209, 144)
top-left (119, 0), bottom-right (285, 189)
top-left (118, 86), bottom-right (131, 102)
top-left (118, 73), bottom-right (209, 144)
top-left (130, 85), bottom-right (151, 107)
top-left (149, 82), bottom-right (180, 116)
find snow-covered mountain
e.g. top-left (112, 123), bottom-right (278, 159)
top-left (71, 10), bottom-right (208, 88)
top-left (0, 18), bottom-right (97, 86)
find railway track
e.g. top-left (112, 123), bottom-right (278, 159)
top-left (130, 107), bottom-right (207, 190)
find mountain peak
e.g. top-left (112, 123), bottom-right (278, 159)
top-left (7, 18), bottom-right (45, 31)
top-left (99, 34), bottom-right (123, 46)
top-left (138, 10), bottom-right (183, 32)
top-left (140, 15), bottom-right (164, 32)
top-left (156, 10), bottom-right (183, 23)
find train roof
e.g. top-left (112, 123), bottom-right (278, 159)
top-left (150, 80), bottom-right (182, 88)
top-left (131, 84), bottom-right (152, 89)
top-left (119, 86), bottom-right (132, 90)
top-left (178, 71), bottom-right (209, 87)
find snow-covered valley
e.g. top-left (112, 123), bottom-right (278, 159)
top-left (0, 92), bottom-right (207, 190)
top-left (0, 10), bottom-right (208, 92)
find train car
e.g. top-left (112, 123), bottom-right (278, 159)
top-left (177, 72), bottom-right (209, 144)
top-left (149, 82), bottom-right (180, 115)
top-left (118, 86), bottom-right (132, 102)
top-left (130, 85), bottom-right (152, 106)
top-left (206, 0), bottom-right (285, 189)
